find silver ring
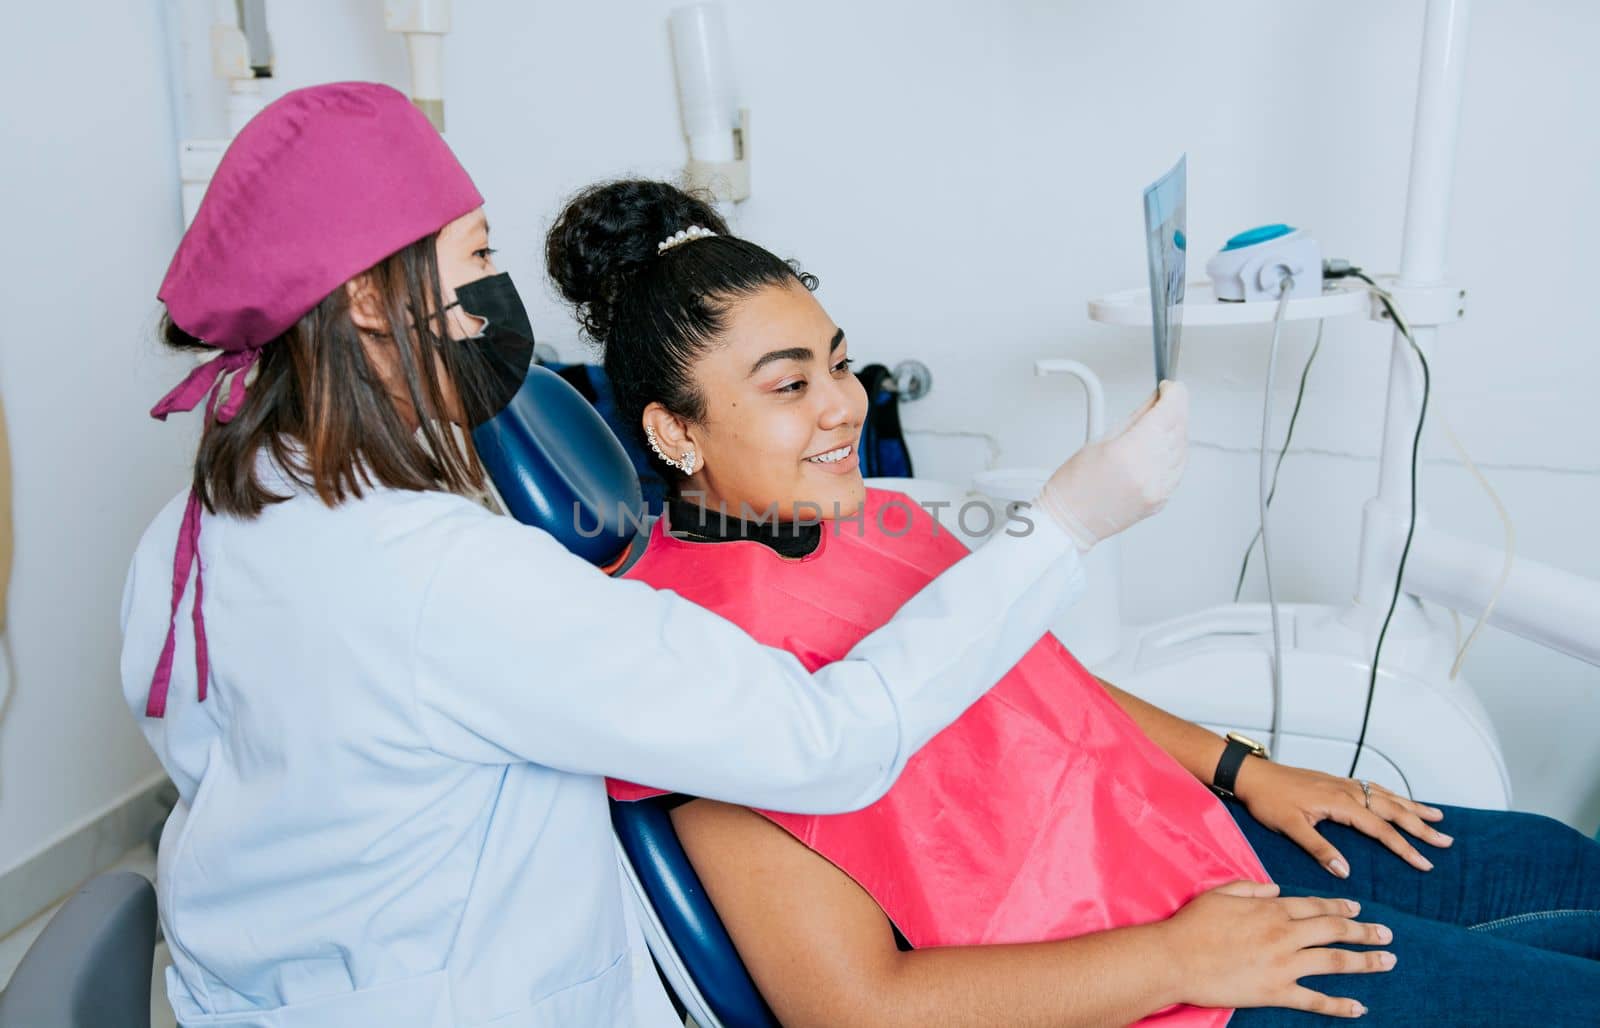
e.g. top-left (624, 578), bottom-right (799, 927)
top-left (1359, 779), bottom-right (1373, 809)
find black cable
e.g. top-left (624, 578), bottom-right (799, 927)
top-left (1234, 318), bottom-right (1326, 602)
top-left (1346, 269), bottom-right (1430, 778)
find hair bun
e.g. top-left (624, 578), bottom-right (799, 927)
top-left (545, 180), bottom-right (728, 341)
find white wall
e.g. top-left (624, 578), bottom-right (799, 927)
top-left (0, 0), bottom-right (197, 873)
top-left (3, 0), bottom-right (1594, 883)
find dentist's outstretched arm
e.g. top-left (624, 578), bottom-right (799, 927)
top-left (413, 383), bottom-right (1190, 814)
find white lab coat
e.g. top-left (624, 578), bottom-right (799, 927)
top-left (120, 451), bottom-right (1084, 1027)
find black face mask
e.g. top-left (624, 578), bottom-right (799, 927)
top-left (445, 272), bottom-right (536, 427)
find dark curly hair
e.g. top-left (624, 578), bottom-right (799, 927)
top-left (545, 179), bottom-right (817, 451)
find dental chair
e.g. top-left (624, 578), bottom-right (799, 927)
top-left (476, 366), bottom-right (778, 1027)
top-left (0, 872), bottom-right (157, 1028)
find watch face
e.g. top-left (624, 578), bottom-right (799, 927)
top-left (1228, 731), bottom-right (1268, 759)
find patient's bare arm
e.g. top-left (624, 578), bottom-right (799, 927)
top-left (669, 799), bottom-right (1391, 1027)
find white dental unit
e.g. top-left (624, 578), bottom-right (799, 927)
top-left (887, 0), bottom-right (1600, 814)
top-left (1069, 0), bottom-right (1600, 811)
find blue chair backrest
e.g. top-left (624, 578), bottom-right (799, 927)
top-left (542, 361), bottom-right (670, 514)
top-left (478, 365), bottom-right (777, 1025)
top-left (473, 364), bottom-right (644, 568)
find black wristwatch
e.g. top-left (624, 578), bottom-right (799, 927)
top-left (1211, 731), bottom-right (1269, 799)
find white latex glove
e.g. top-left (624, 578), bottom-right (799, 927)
top-left (1035, 380), bottom-right (1189, 552)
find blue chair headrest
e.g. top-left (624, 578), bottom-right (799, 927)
top-left (472, 365), bottom-right (645, 567)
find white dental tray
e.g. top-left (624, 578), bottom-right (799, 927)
top-left (1087, 277), bottom-right (1369, 328)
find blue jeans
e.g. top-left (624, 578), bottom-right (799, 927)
top-left (1225, 799), bottom-right (1600, 1025)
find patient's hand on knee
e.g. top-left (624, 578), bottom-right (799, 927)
top-left (1159, 880), bottom-right (1394, 1019)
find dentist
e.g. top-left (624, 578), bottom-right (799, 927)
top-left (121, 82), bottom-right (1187, 1027)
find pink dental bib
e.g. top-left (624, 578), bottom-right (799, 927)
top-left (611, 489), bottom-right (1268, 1026)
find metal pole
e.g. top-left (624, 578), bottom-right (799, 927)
top-left (1355, 0), bottom-right (1472, 611)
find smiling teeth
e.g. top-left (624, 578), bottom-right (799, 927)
top-left (808, 446), bottom-right (853, 464)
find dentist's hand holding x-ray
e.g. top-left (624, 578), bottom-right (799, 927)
top-left (1039, 379), bottom-right (1190, 552)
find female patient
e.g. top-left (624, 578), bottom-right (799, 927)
top-left (547, 180), bottom-right (1600, 1026)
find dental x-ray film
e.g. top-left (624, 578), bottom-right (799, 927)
top-left (1143, 155), bottom-right (1187, 384)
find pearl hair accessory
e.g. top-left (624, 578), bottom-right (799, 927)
top-left (645, 424), bottom-right (697, 474)
top-left (657, 225), bottom-right (717, 254)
